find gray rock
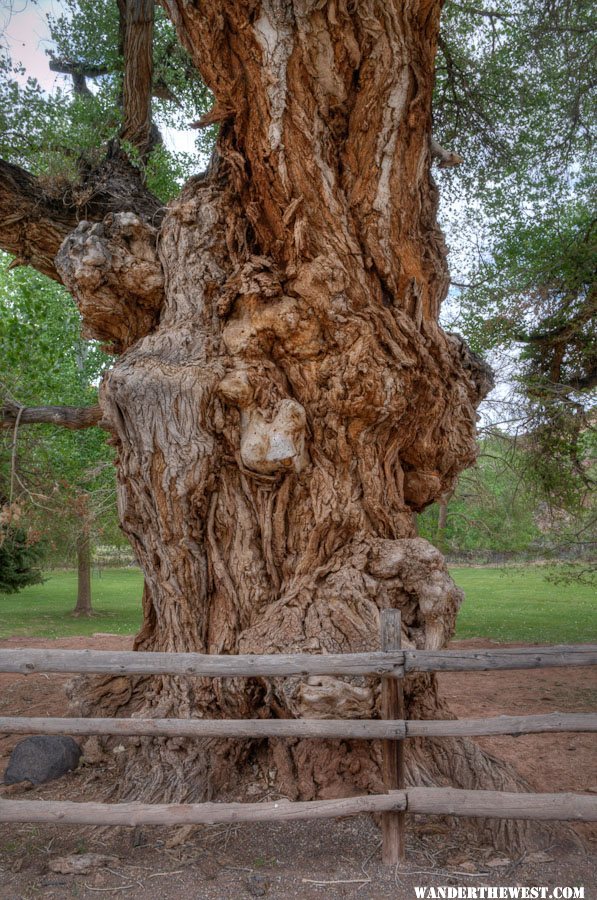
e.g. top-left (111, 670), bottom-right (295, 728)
top-left (3, 735), bottom-right (81, 785)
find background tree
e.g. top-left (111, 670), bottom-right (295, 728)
top-left (0, 257), bottom-right (119, 614)
top-left (0, 508), bottom-right (45, 594)
top-left (0, 0), bottom-right (592, 850)
top-left (419, 429), bottom-right (595, 564)
top-left (435, 0), bottom-right (595, 499)
top-left (430, 0), bottom-right (596, 574)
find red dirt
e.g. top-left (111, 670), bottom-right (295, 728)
top-left (0, 634), bottom-right (595, 898)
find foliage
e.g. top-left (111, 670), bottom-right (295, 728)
top-left (432, 0), bottom-right (596, 543)
top-left (419, 435), bottom-right (541, 553)
top-left (435, 0), bottom-right (594, 235)
top-left (0, 519), bottom-right (45, 594)
top-left (0, 255), bottom-right (122, 565)
top-left (418, 431), bottom-right (596, 559)
top-left (0, 0), bottom-right (213, 199)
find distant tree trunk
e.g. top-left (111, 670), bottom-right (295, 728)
top-left (73, 526), bottom-right (92, 617)
top-left (1, 0), bottom-right (553, 852)
top-left (72, 493), bottom-right (93, 617)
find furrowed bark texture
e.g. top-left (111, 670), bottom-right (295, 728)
top-left (0, 153), bottom-right (163, 290)
top-left (58, 1), bottom-right (547, 850)
top-left (118, 0), bottom-right (156, 158)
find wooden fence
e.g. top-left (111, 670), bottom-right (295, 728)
top-left (0, 611), bottom-right (596, 865)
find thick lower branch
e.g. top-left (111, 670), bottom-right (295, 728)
top-left (0, 160), bottom-right (76, 281)
top-left (0, 152), bottom-right (164, 283)
top-left (1, 402), bottom-right (105, 430)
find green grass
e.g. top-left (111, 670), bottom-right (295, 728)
top-left (0, 568), bottom-right (143, 638)
top-left (0, 565), bottom-right (595, 643)
top-left (452, 566), bottom-right (597, 643)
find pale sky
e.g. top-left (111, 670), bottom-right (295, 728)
top-left (1, 0), bottom-right (65, 86)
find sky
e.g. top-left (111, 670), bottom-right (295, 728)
top-left (1, 0), bottom-right (67, 85)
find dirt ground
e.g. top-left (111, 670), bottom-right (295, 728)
top-left (0, 634), bottom-right (595, 899)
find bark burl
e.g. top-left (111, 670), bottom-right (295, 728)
top-left (4, 0), bottom-right (551, 851)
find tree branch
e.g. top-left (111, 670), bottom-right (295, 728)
top-left (119, 0), bottom-right (156, 159)
top-left (1, 402), bottom-right (106, 431)
top-left (0, 160), bottom-right (78, 282)
top-left (450, 3), bottom-right (515, 21)
top-left (49, 55), bottom-right (179, 105)
top-left (0, 152), bottom-right (164, 283)
top-left (430, 138), bottom-right (463, 168)
top-left (48, 58), bottom-right (110, 80)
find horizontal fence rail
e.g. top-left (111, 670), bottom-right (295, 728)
top-left (0, 644), bottom-right (595, 678)
top-left (0, 648), bottom-right (404, 678)
top-left (406, 789), bottom-right (597, 822)
top-left (1, 614), bottom-right (595, 867)
top-left (0, 712), bottom-right (595, 741)
top-left (405, 645), bottom-right (597, 673)
top-left (0, 793), bottom-right (406, 826)
top-left (1, 790), bottom-right (595, 827)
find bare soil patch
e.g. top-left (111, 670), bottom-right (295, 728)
top-left (0, 635), bottom-right (595, 899)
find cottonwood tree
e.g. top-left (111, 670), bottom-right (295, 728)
top-left (2, 0), bottom-right (576, 848)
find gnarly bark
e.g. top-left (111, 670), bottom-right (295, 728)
top-left (50, 0), bottom-right (547, 851)
top-left (0, 160), bottom-right (78, 282)
top-left (56, 213), bottom-right (164, 353)
top-left (0, 153), bottom-right (163, 284)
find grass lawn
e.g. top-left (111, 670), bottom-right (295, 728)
top-left (0, 565), bottom-right (594, 643)
top-left (452, 566), bottom-right (596, 643)
top-left (0, 569), bottom-right (143, 638)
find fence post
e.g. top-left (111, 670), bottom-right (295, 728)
top-left (380, 608), bottom-right (406, 865)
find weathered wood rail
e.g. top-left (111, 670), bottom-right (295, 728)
top-left (1, 789), bottom-right (594, 826)
top-left (0, 618), bottom-right (595, 865)
top-left (1, 643), bottom-right (595, 677)
top-left (0, 711), bottom-right (594, 740)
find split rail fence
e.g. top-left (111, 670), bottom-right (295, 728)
top-left (0, 610), bottom-right (596, 864)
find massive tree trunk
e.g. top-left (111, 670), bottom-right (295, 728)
top-left (2, 0), bottom-right (552, 851)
